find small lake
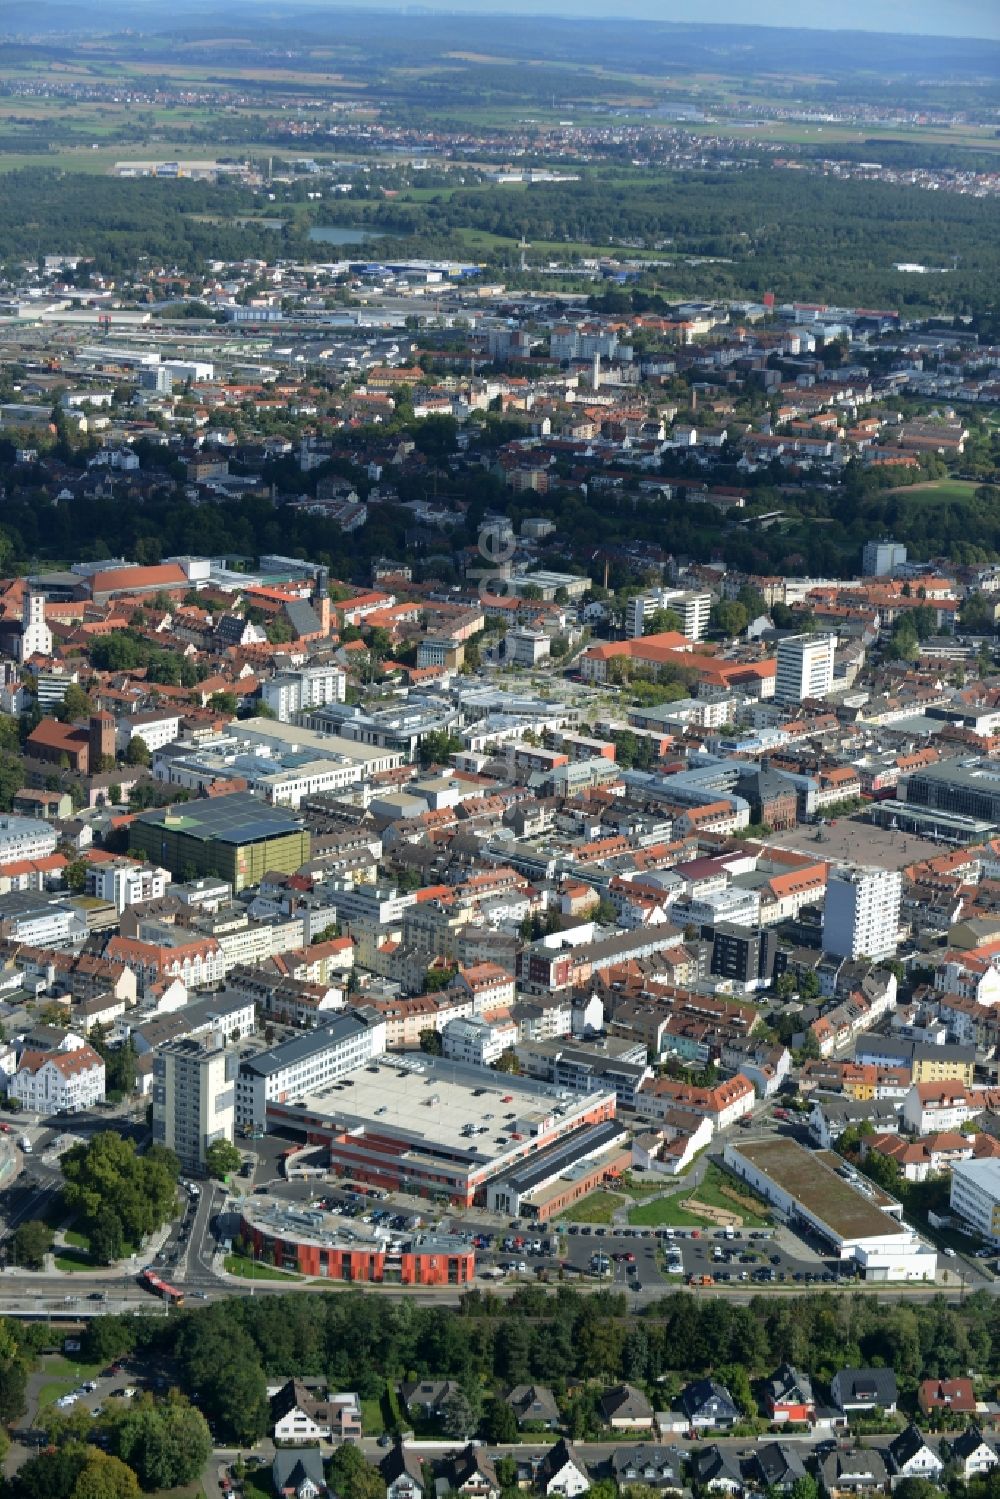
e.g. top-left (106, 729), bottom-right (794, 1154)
top-left (307, 225), bottom-right (384, 245)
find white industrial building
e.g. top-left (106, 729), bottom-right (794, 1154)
top-left (724, 1137), bottom-right (937, 1281)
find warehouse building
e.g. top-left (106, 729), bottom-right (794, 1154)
top-left (129, 793), bottom-right (310, 892)
top-left (723, 1137), bottom-right (937, 1281)
top-left (265, 1053), bottom-right (617, 1208)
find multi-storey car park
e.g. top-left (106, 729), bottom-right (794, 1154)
top-left (264, 1053), bottom-right (619, 1214)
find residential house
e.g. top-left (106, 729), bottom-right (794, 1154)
top-left (917, 1379), bottom-right (976, 1418)
top-left (272, 1447), bottom-right (328, 1499)
top-left (400, 1380), bottom-right (464, 1421)
top-left (10, 1044), bottom-right (105, 1112)
top-left (441, 1446), bottom-right (500, 1499)
top-left (678, 1379), bottom-right (741, 1431)
top-left (948, 1429), bottom-right (998, 1480)
top-left (742, 1443), bottom-right (807, 1494)
top-left (764, 1364), bottom-right (815, 1424)
top-left (830, 1368), bottom-right (898, 1415)
top-left (689, 1447), bottom-right (743, 1494)
top-left (381, 1441), bottom-right (425, 1499)
top-left (885, 1426), bottom-right (944, 1486)
top-left (818, 1449), bottom-right (888, 1499)
top-left (534, 1440), bottom-right (591, 1498)
top-left (599, 1384), bottom-right (655, 1431)
top-left (506, 1385), bottom-right (560, 1429)
top-left (270, 1380), bottom-right (338, 1443)
top-left (609, 1445), bottom-right (685, 1492)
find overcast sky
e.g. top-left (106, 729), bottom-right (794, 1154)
top-left (376, 0), bottom-right (1000, 42)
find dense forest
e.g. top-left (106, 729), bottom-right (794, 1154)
top-left (3, 164), bottom-right (999, 315)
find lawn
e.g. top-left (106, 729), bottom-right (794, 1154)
top-left (361, 1395), bottom-right (385, 1435)
top-left (36, 1355), bottom-right (105, 1412)
top-left (628, 1165), bottom-right (772, 1229)
top-left (888, 478), bottom-right (982, 503)
top-left (53, 1248), bottom-right (96, 1273)
top-left (559, 1190), bottom-right (626, 1224)
top-left (224, 1253), bottom-right (303, 1282)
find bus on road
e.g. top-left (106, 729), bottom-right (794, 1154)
top-left (138, 1269), bottom-right (185, 1306)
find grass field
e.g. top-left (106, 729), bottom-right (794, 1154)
top-left (559, 1190), bottom-right (626, 1224)
top-left (53, 1247), bottom-right (96, 1273)
top-left (224, 1253), bottom-right (303, 1282)
top-left (888, 478), bottom-right (982, 503)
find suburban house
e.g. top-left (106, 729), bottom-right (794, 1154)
top-left (948, 1429), bottom-right (999, 1480)
top-left (272, 1447), bottom-right (328, 1499)
top-left (678, 1378), bottom-right (741, 1431)
top-left (381, 1441), bottom-right (425, 1499)
top-left (401, 1379), bottom-right (464, 1421)
top-left (270, 1381), bottom-right (336, 1443)
top-left (534, 1439), bottom-right (591, 1498)
top-left (442, 1445), bottom-right (501, 1499)
top-left (764, 1364), bottom-right (815, 1423)
top-left (744, 1443), bottom-right (807, 1493)
top-left (830, 1368), bottom-right (898, 1415)
top-left (886, 1426), bottom-right (944, 1485)
top-left (506, 1385), bottom-right (560, 1429)
top-left (599, 1384), bottom-right (655, 1431)
top-left (689, 1447), bottom-right (742, 1493)
top-left (609, 1445), bottom-right (685, 1492)
top-left (819, 1449), bottom-right (888, 1498)
top-left (917, 1378), bottom-right (976, 1418)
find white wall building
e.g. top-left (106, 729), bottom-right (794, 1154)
top-left (949, 1158), bottom-right (1000, 1244)
top-left (86, 861), bottom-right (171, 914)
top-left (12, 1044), bottom-right (105, 1112)
top-left (117, 712), bottom-right (182, 756)
top-left (625, 588), bottom-right (712, 642)
top-left (0, 817), bottom-right (58, 864)
top-left (441, 1015), bottom-right (518, 1068)
top-left (235, 1008), bottom-right (386, 1130)
top-left (505, 628), bottom-right (552, 667)
top-left (775, 633), bottom-right (835, 705)
top-left (823, 867), bottom-right (901, 960)
top-left (261, 666), bottom-right (347, 723)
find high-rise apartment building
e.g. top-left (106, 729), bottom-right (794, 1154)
top-left (625, 588), bottom-right (712, 642)
top-left (823, 867), bottom-right (902, 961)
top-left (152, 1035), bottom-right (237, 1170)
top-left (775, 633), bottom-right (835, 706)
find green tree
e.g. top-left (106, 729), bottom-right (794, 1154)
top-left (441, 1387), bottom-right (477, 1440)
top-left (124, 737), bottom-right (150, 767)
top-left (61, 1132), bottom-right (179, 1249)
top-left (64, 858), bottom-right (89, 894)
top-left (710, 600), bottom-right (749, 637)
top-left (71, 1450), bottom-right (140, 1499)
top-left (209, 692), bottom-right (238, 716)
top-left (418, 1028), bottom-right (443, 1055)
top-left (483, 1397), bottom-right (519, 1444)
top-left (643, 607), bottom-right (683, 635)
top-left (418, 729), bottom-right (463, 767)
top-left (111, 1393), bottom-right (211, 1491)
top-left (327, 1440), bottom-right (387, 1499)
top-left (204, 1139), bottom-right (241, 1180)
top-left (60, 683), bottom-right (94, 722)
top-left (13, 1218), bottom-right (52, 1269)
top-left (89, 1212), bottom-right (125, 1267)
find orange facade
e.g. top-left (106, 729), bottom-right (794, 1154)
top-left (243, 1221), bottom-right (474, 1286)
